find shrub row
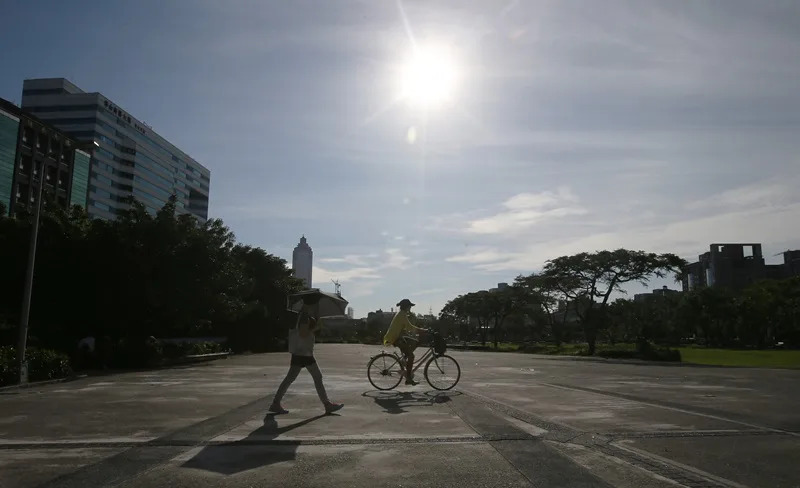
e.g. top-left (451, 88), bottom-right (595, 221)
top-left (0, 346), bottom-right (72, 387)
top-left (162, 341), bottom-right (230, 359)
top-left (519, 342), bottom-right (681, 362)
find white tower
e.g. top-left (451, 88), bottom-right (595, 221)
top-left (292, 235), bottom-right (313, 288)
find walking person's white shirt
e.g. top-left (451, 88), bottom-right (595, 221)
top-left (288, 320), bottom-right (315, 356)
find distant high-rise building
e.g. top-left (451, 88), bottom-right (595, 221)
top-left (634, 286), bottom-right (681, 302)
top-left (682, 243), bottom-right (800, 291)
top-left (0, 97), bottom-right (91, 216)
top-left (20, 78), bottom-right (210, 221)
top-left (347, 307), bottom-right (354, 319)
top-left (292, 235), bottom-right (313, 288)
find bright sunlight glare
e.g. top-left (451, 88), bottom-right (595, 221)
top-left (399, 44), bottom-right (458, 109)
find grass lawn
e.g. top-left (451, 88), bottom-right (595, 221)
top-left (522, 343), bottom-right (641, 355)
top-left (678, 347), bottom-right (800, 369)
top-left (464, 341), bottom-right (800, 368)
top-left (487, 342), bottom-right (521, 352)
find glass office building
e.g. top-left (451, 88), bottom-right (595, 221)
top-left (21, 78), bottom-right (210, 220)
top-left (0, 97), bottom-right (91, 216)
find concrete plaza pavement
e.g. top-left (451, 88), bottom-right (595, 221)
top-left (0, 344), bottom-right (798, 487)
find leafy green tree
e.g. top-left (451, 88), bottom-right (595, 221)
top-left (229, 245), bottom-right (303, 351)
top-left (606, 293), bottom-right (682, 348)
top-left (440, 288), bottom-right (524, 348)
top-left (514, 273), bottom-right (573, 345)
top-left (439, 295), bottom-right (473, 342)
top-left (542, 249), bottom-right (686, 355)
top-left (0, 196), bottom-right (300, 357)
top-left (440, 292), bottom-right (493, 345)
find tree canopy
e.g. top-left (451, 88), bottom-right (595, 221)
top-left (540, 249), bottom-right (686, 354)
top-left (0, 199), bottom-right (302, 354)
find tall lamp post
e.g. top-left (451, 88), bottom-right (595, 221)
top-left (17, 140), bottom-right (98, 384)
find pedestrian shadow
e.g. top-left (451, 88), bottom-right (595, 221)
top-left (181, 412), bottom-right (329, 475)
top-left (362, 390), bottom-right (462, 414)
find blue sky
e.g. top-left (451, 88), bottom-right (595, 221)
top-left (2, 1), bottom-right (799, 317)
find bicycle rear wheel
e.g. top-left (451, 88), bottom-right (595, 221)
top-left (367, 353), bottom-right (404, 390)
top-left (424, 354), bottom-right (461, 391)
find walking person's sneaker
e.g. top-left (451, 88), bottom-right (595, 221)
top-left (325, 402), bottom-right (344, 414)
top-left (405, 377), bottom-right (419, 386)
top-left (269, 403), bottom-right (289, 414)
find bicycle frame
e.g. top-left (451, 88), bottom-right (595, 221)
top-left (388, 346), bottom-right (437, 375)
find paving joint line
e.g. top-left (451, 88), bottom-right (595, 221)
top-left (1, 435), bottom-right (504, 450)
top-left (36, 395), bottom-right (273, 487)
top-left (448, 390), bottom-right (613, 487)
top-left (605, 429), bottom-right (786, 440)
top-left (458, 387), bottom-right (584, 442)
top-left (458, 387), bottom-right (749, 488)
top-left (542, 382), bottom-right (799, 438)
top-left (599, 442), bottom-right (749, 488)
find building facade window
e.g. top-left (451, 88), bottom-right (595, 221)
top-left (26, 104), bottom-right (97, 113)
top-left (133, 176), bottom-right (172, 200)
top-left (89, 199), bottom-right (112, 212)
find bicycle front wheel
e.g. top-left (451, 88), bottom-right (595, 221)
top-left (424, 354), bottom-right (461, 391)
top-left (367, 353), bottom-right (404, 391)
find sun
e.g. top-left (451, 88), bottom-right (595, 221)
top-left (399, 44), bottom-right (458, 109)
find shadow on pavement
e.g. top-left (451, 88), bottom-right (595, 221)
top-left (363, 390), bottom-right (462, 414)
top-left (181, 412), bottom-right (328, 475)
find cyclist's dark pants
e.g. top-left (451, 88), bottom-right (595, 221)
top-left (395, 336), bottom-right (418, 358)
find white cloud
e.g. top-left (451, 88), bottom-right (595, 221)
top-left (384, 248), bottom-right (411, 269)
top-left (318, 253), bottom-right (378, 266)
top-left (446, 247), bottom-right (510, 264)
top-left (461, 203), bottom-right (800, 273)
top-left (346, 280), bottom-right (381, 299)
top-left (416, 287), bottom-right (448, 295)
top-left (465, 187), bottom-right (588, 235)
top-left (312, 247), bottom-right (413, 299)
top-left (313, 265), bottom-right (381, 283)
top-left (685, 177), bottom-right (798, 212)
top-left (445, 179), bottom-right (800, 273)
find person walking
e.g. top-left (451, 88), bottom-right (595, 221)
top-left (269, 297), bottom-right (343, 415)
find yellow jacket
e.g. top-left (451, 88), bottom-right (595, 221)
top-left (383, 310), bottom-right (423, 346)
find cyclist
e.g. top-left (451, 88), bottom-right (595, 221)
top-left (383, 298), bottom-right (427, 385)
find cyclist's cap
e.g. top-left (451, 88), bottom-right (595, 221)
top-left (396, 298), bottom-right (415, 308)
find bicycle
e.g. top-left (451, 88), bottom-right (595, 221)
top-left (367, 331), bottom-right (461, 391)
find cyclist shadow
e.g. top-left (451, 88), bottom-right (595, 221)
top-left (362, 390), bottom-right (462, 414)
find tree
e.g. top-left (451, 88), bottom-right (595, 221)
top-left (484, 287), bottom-right (524, 349)
top-left (440, 295), bottom-right (473, 342)
top-left (737, 280), bottom-right (781, 348)
top-left (229, 245), bottom-right (304, 351)
top-left (440, 288), bottom-right (523, 348)
top-left (514, 273), bottom-right (573, 345)
top-left (0, 196), bottom-right (300, 358)
top-left (542, 249), bottom-right (686, 355)
top-left (440, 292), bottom-right (492, 345)
top-left (606, 294), bottom-right (682, 348)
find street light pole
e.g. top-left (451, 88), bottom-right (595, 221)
top-left (17, 140), bottom-right (98, 384)
top-left (17, 159), bottom-right (47, 384)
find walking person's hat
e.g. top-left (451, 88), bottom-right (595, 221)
top-left (396, 298), bottom-right (415, 308)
